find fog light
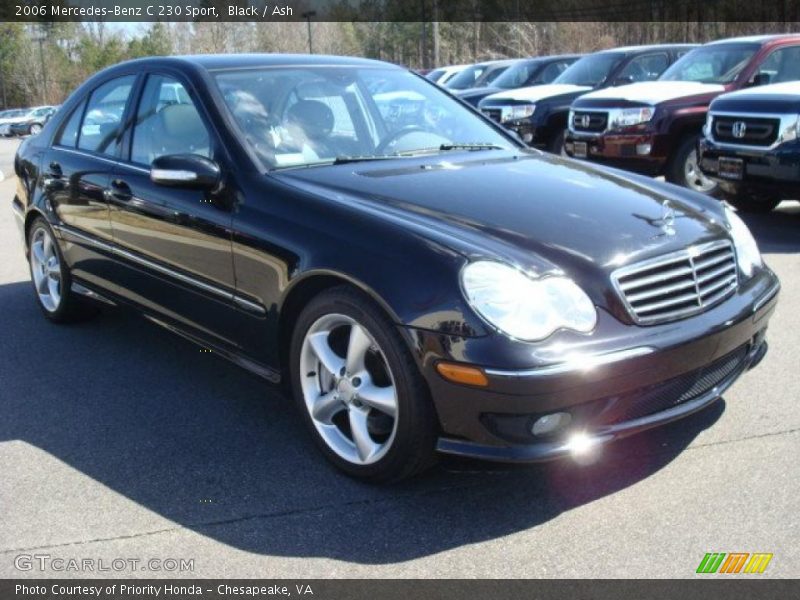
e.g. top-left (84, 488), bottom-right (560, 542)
top-left (566, 431), bottom-right (598, 455)
top-left (531, 412), bottom-right (571, 436)
top-left (636, 143), bottom-right (652, 155)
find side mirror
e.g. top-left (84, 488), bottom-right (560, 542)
top-left (751, 72), bottom-right (771, 87)
top-left (612, 75), bottom-right (635, 86)
top-left (150, 154), bottom-right (221, 190)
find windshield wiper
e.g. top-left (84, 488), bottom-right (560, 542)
top-left (332, 155), bottom-right (401, 165)
top-left (438, 143), bottom-right (505, 151)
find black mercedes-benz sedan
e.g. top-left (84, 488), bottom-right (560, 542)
top-left (11, 54), bottom-right (779, 482)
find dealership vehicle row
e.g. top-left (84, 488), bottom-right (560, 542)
top-left (427, 34), bottom-right (800, 204)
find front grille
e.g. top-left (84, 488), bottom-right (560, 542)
top-left (713, 115), bottom-right (780, 146)
top-left (482, 108), bottom-right (502, 123)
top-left (615, 344), bottom-right (749, 422)
top-left (572, 111), bottom-right (608, 133)
top-left (613, 240), bottom-right (738, 324)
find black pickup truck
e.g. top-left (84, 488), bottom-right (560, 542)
top-left (478, 44), bottom-right (695, 153)
top-left (699, 81), bottom-right (800, 213)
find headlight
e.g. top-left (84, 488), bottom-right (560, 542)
top-left (461, 261), bottom-right (597, 341)
top-left (610, 107), bottom-right (654, 129)
top-left (725, 205), bottom-right (762, 278)
top-left (504, 104), bottom-right (535, 122)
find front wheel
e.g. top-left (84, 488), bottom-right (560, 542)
top-left (29, 123), bottom-right (43, 136)
top-left (290, 286), bottom-right (438, 482)
top-left (667, 135), bottom-right (719, 195)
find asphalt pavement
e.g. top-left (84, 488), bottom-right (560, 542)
top-left (0, 137), bottom-right (798, 578)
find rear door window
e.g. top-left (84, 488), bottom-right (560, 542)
top-left (77, 75), bottom-right (136, 157)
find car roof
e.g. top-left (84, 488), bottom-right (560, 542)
top-left (706, 34), bottom-right (800, 45)
top-left (110, 53), bottom-right (400, 73)
top-left (597, 44), bottom-right (698, 54)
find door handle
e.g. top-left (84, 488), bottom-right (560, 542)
top-left (105, 179), bottom-right (133, 203)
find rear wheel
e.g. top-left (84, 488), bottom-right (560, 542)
top-left (28, 217), bottom-right (96, 323)
top-left (667, 135), bottom-right (718, 195)
top-left (290, 286), bottom-right (438, 482)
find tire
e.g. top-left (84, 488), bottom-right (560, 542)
top-left (548, 129), bottom-right (567, 156)
top-left (666, 135), bottom-right (719, 195)
top-left (724, 193), bottom-right (781, 214)
top-left (27, 217), bottom-right (96, 323)
top-left (289, 285), bottom-right (438, 482)
top-left (29, 123), bottom-right (43, 136)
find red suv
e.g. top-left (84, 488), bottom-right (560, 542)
top-left (564, 35), bottom-right (800, 194)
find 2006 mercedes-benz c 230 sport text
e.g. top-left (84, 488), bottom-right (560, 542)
top-left (11, 55), bottom-right (779, 481)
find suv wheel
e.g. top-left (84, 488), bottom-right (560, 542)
top-left (667, 135), bottom-right (718, 194)
top-left (290, 286), bottom-right (437, 482)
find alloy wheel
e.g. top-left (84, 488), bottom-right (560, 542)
top-left (299, 313), bottom-right (399, 465)
top-left (29, 123), bottom-right (43, 135)
top-left (30, 226), bottom-right (62, 313)
top-left (683, 148), bottom-right (717, 193)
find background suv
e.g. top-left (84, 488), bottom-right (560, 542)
top-left (478, 44), bottom-right (695, 152)
top-left (565, 35), bottom-right (800, 193)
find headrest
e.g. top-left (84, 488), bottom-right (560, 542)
top-left (287, 100), bottom-right (334, 140)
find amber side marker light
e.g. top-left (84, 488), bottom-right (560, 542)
top-left (436, 362), bottom-right (489, 387)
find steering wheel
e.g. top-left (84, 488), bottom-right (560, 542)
top-left (376, 126), bottom-right (428, 154)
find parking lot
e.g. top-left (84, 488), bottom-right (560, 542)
top-left (0, 135), bottom-right (798, 578)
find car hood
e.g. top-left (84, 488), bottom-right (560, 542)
top-left (274, 151), bottom-right (728, 283)
top-left (577, 81), bottom-right (725, 106)
top-left (711, 81), bottom-right (800, 113)
top-left (482, 83), bottom-right (592, 104)
top-left (455, 86), bottom-right (500, 99)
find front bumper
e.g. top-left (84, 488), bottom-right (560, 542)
top-left (8, 123), bottom-right (32, 135)
top-left (698, 137), bottom-right (800, 196)
top-left (564, 130), bottom-right (669, 176)
top-left (406, 269), bottom-right (779, 462)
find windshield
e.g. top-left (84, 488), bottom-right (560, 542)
top-left (659, 43), bottom-right (760, 83)
top-left (493, 61), bottom-right (541, 89)
top-left (426, 68), bottom-right (445, 83)
top-left (214, 66), bottom-right (515, 169)
top-left (554, 53), bottom-right (624, 87)
top-left (475, 65), bottom-right (508, 87)
top-left (446, 64), bottom-right (489, 89)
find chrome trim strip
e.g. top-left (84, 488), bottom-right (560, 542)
top-left (54, 224), bottom-right (267, 316)
top-left (114, 162), bottom-right (151, 175)
top-left (151, 169), bottom-right (197, 182)
top-left (71, 282), bottom-right (117, 306)
top-left (753, 279), bottom-right (780, 314)
top-left (484, 346), bottom-right (655, 378)
top-left (707, 110), bottom-right (797, 151)
top-left (233, 295), bottom-right (267, 315)
top-left (53, 224), bottom-right (116, 253)
top-left (54, 145), bottom-right (120, 166)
